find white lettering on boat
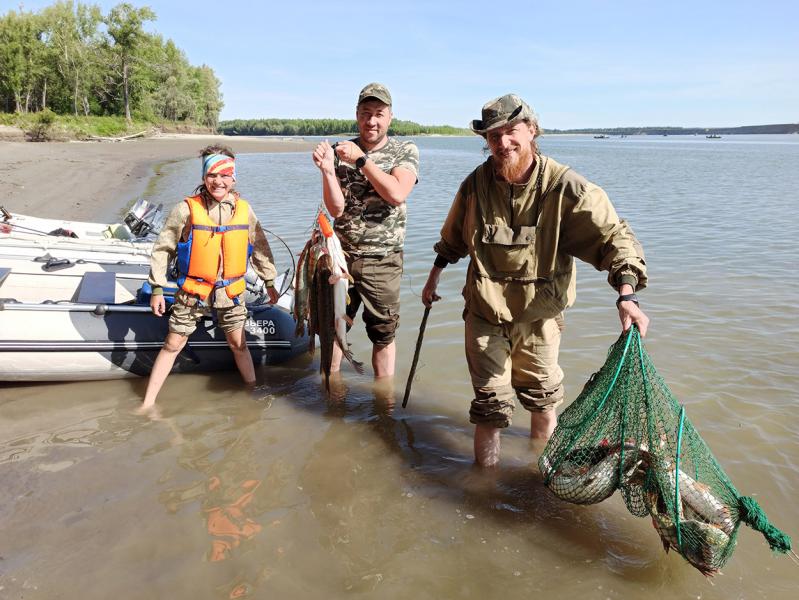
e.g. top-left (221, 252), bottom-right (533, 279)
top-left (245, 318), bottom-right (276, 335)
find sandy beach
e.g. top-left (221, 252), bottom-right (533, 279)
top-left (0, 134), bottom-right (315, 222)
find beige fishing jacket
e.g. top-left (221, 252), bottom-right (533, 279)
top-left (434, 155), bottom-right (647, 325)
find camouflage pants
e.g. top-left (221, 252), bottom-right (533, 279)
top-left (168, 294), bottom-right (248, 336)
top-left (465, 310), bottom-right (565, 428)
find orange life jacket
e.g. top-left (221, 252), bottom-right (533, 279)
top-left (178, 195), bottom-right (251, 302)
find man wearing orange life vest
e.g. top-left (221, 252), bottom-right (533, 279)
top-left (141, 145), bottom-right (278, 410)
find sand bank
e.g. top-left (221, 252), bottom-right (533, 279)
top-left (0, 134), bottom-right (314, 223)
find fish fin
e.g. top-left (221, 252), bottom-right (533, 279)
top-left (344, 315), bottom-right (353, 326)
top-left (334, 334), bottom-right (364, 374)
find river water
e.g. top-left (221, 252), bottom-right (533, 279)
top-left (2, 134), bottom-right (798, 599)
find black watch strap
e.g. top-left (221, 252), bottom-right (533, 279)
top-left (355, 154), bottom-right (368, 170)
top-left (616, 293), bottom-right (639, 306)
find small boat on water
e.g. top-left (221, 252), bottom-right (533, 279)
top-left (706, 134), bottom-right (722, 139)
top-left (0, 207), bottom-right (308, 381)
top-left (593, 134), bottom-right (609, 139)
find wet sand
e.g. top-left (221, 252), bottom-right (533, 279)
top-left (0, 134), bottom-right (314, 222)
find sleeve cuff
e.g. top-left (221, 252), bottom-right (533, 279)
top-left (264, 280), bottom-right (275, 288)
top-left (434, 254), bottom-right (450, 269)
top-left (151, 286), bottom-right (164, 296)
top-left (617, 274), bottom-right (639, 290)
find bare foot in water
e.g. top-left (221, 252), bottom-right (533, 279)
top-left (135, 402), bottom-right (162, 420)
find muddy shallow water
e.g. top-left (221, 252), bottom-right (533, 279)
top-left (2, 135), bottom-right (797, 599)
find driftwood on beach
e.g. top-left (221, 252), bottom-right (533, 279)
top-left (86, 129), bottom-right (153, 142)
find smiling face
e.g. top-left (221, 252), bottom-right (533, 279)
top-left (356, 99), bottom-right (392, 148)
top-left (486, 120), bottom-right (537, 183)
top-left (203, 172), bottom-right (234, 202)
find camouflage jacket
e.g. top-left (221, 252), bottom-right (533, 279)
top-left (333, 137), bottom-right (419, 257)
top-left (148, 194), bottom-right (277, 308)
top-left (434, 155), bottom-right (647, 325)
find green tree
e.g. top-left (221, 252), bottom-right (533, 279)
top-left (0, 10), bottom-right (47, 112)
top-left (104, 2), bottom-right (155, 121)
top-left (41, 1), bottom-right (103, 115)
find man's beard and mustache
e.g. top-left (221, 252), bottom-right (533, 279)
top-left (494, 142), bottom-right (535, 182)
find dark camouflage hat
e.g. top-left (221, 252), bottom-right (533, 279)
top-left (358, 82), bottom-right (392, 106)
top-left (470, 93), bottom-right (535, 135)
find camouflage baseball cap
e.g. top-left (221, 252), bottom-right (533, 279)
top-left (358, 82), bottom-right (392, 106)
top-left (470, 93), bottom-right (534, 135)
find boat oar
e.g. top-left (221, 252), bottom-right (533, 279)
top-left (402, 305), bottom-right (431, 409)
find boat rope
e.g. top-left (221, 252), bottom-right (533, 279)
top-left (262, 227), bottom-right (296, 300)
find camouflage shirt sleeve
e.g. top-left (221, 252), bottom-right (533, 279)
top-left (248, 206), bottom-right (277, 286)
top-left (393, 140), bottom-right (420, 181)
top-left (148, 201), bottom-right (189, 294)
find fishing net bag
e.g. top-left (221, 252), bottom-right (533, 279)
top-left (538, 327), bottom-right (794, 576)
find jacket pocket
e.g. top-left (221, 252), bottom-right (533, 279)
top-left (480, 224), bottom-right (537, 277)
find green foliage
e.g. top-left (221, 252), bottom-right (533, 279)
top-left (26, 107), bottom-right (57, 140)
top-left (218, 118), bottom-right (470, 136)
top-left (4, 111), bottom-right (151, 138)
top-left (0, 1), bottom-right (223, 129)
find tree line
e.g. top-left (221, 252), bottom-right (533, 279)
top-left (0, 1), bottom-right (222, 127)
top-left (219, 118), bottom-right (471, 137)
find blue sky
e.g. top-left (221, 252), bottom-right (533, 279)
top-left (10, 0), bottom-right (799, 128)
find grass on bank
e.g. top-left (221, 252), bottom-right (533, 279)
top-left (0, 112), bottom-right (213, 141)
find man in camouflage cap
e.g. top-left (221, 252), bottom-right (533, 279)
top-left (312, 83), bottom-right (419, 380)
top-left (422, 93), bottom-right (649, 467)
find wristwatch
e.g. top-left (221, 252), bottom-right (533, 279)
top-left (616, 293), bottom-right (639, 307)
top-left (355, 154), bottom-right (368, 171)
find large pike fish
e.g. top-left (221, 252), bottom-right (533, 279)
top-left (293, 238), bottom-right (314, 337)
top-left (300, 213), bottom-right (363, 386)
top-left (540, 442), bottom-right (648, 505)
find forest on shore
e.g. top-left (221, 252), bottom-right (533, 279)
top-left (0, 1), bottom-right (222, 133)
top-left (218, 118), bottom-right (470, 137)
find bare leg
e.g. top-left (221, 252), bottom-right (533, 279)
top-left (225, 327), bottom-right (255, 385)
top-left (474, 423), bottom-right (501, 467)
top-left (330, 342), bottom-right (343, 373)
top-left (531, 410), bottom-right (557, 440)
top-left (372, 341), bottom-right (396, 377)
top-left (372, 375), bottom-right (395, 413)
top-left (142, 332), bottom-right (188, 409)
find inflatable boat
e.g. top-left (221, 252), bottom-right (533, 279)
top-left (0, 206), bottom-right (308, 381)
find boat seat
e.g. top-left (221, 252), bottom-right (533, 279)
top-left (0, 267), bottom-right (10, 287)
top-left (76, 271), bottom-right (117, 304)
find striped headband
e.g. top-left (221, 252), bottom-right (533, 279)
top-left (202, 154), bottom-right (236, 179)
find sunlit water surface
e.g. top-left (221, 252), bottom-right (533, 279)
top-left (2, 135), bottom-right (798, 599)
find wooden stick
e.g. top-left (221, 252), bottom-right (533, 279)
top-left (402, 305), bottom-right (431, 409)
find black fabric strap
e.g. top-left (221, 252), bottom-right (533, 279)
top-left (616, 293), bottom-right (639, 306)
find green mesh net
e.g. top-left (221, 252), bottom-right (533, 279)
top-left (538, 327), bottom-right (794, 577)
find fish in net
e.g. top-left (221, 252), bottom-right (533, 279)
top-left (538, 326), bottom-right (796, 576)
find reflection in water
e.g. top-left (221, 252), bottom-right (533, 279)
top-left (155, 401), bottom-right (277, 597)
top-left (205, 478), bottom-right (262, 562)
